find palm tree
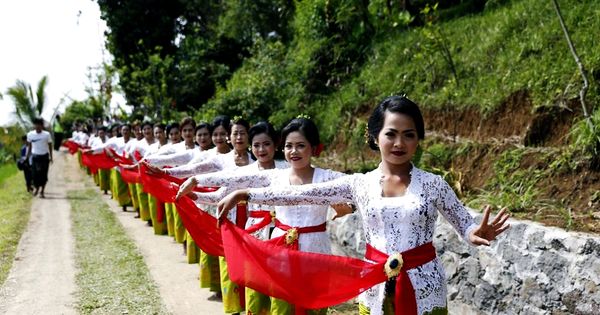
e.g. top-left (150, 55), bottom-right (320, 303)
top-left (6, 76), bottom-right (48, 127)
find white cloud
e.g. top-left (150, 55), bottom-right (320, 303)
top-left (0, 0), bottom-right (126, 126)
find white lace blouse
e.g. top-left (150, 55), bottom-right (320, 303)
top-left (246, 166), bottom-right (477, 315)
top-left (192, 160), bottom-right (289, 240)
top-left (195, 167), bottom-right (345, 254)
top-left (144, 146), bottom-right (207, 167)
top-left (166, 150), bottom-right (252, 179)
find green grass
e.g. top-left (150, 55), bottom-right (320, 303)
top-left (69, 189), bottom-right (168, 315)
top-left (315, 0), bottom-right (600, 141)
top-left (0, 163), bottom-right (18, 185)
top-left (0, 168), bottom-right (32, 285)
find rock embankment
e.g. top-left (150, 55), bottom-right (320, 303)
top-left (328, 211), bottom-right (600, 314)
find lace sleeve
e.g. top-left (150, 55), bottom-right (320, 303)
top-left (90, 142), bottom-right (107, 154)
top-left (248, 175), bottom-right (355, 206)
top-left (192, 187), bottom-right (230, 205)
top-left (156, 144), bottom-right (177, 155)
top-left (194, 169), bottom-right (274, 189)
top-left (165, 156), bottom-right (222, 178)
top-left (434, 175), bottom-right (477, 244)
top-left (145, 150), bottom-right (194, 167)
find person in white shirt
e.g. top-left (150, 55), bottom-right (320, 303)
top-left (26, 118), bottom-right (53, 198)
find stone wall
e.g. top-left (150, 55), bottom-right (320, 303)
top-left (327, 210), bottom-right (600, 314)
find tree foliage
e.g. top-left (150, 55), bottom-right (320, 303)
top-left (96, 0), bottom-right (598, 147)
top-left (5, 76), bottom-right (48, 127)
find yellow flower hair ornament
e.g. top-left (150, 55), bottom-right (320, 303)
top-left (296, 113), bottom-right (311, 120)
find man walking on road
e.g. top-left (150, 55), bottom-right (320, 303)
top-left (26, 118), bottom-right (53, 198)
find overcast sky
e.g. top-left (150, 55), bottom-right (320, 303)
top-left (0, 0), bottom-right (125, 126)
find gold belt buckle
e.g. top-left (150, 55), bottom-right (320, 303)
top-left (285, 228), bottom-right (299, 245)
top-left (384, 253), bottom-right (404, 278)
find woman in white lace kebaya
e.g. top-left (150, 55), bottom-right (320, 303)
top-left (178, 121), bottom-right (289, 315)
top-left (184, 117), bottom-right (353, 315)
top-left (150, 116), bottom-right (252, 314)
top-left (217, 96), bottom-right (511, 315)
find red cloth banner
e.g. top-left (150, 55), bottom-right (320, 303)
top-left (175, 196), bottom-right (225, 257)
top-left (119, 166), bottom-right (141, 184)
top-left (81, 152), bottom-right (98, 174)
top-left (107, 148), bottom-right (132, 165)
top-left (62, 140), bottom-right (81, 155)
top-left (82, 151), bottom-right (119, 174)
top-left (220, 221), bottom-right (388, 310)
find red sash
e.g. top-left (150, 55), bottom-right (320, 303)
top-left (365, 242), bottom-right (436, 315)
top-left (272, 219), bottom-right (327, 251)
top-left (245, 210), bottom-right (275, 234)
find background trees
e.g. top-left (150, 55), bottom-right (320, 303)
top-left (5, 76), bottom-right (48, 128)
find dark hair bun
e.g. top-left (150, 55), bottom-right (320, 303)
top-left (281, 117), bottom-right (320, 147)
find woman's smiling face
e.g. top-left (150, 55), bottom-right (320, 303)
top-left (284, 131), bottom-right (313, 169)
top-left (377, 111), bottom-right (419, 167)
top-left (252, 133), bottom-right (275, 164)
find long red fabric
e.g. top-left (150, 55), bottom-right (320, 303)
top-left (220, 221), bottom-right (388, 310)
top-left (107, 148), bottom-right (132, 165)
top-left (365, 243), bottom-right (436, 315)
top-left (175, 195), bottom-right (225, 257)
top-left (62, 140), bottom-right (81, 154)
top-left (82, 151), bottom-right (119, 174)
top-left (119, 166), bottom-right (141, 184)
top-left (138, 170), bottom-right (436, 313)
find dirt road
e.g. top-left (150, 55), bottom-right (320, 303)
top-left (0, 152), bottom-right (77, 314)
top-left (0, 152), bottom-right (224, 314)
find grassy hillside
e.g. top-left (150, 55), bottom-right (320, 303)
top-left (201, 0), bottom-right (600, 232)
top-left (313, 0), bottom-right (599, 142)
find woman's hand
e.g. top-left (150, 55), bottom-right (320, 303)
top-left (217, 189), bottom-right (249, 225)
top-left (331, 203), bottom-right (354, 220)
top-left (105, 149), bottom-right (114, 158)
top-left (469, 205), bottom-right (510, 246)
top-left (176, 177), bottom-right (198, 201)
top-left (120, 163), bottom-right (138, 170)
top-left (144, 162), bottom-right (165, 176)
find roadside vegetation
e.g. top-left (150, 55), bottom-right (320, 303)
top-left (69, 189), bottom-right (168, 314)
top-left (0, 166), bottom-right (32, 285)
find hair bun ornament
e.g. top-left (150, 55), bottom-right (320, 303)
top-left (314, 143), bottom-right (324, 157)
top-left (296, 113), bottom-right (311, 120)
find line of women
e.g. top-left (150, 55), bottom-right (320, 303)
top-left (73, 95), bottom-right (510, 315)
top-left (71, 116), bottom-right (243, 310)
top-left (172, 95), bottom-right (510, 315)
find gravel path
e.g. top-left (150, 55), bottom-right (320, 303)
top-left (92, 158), bottom-right (224, 314)
top-left (0, 152), bottom-right (77, 314)
top-left (0, 152), bottom-right (224, 314)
